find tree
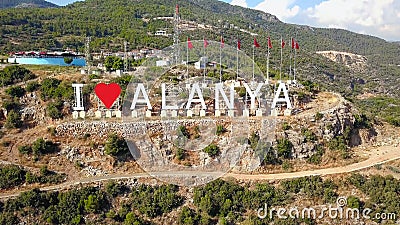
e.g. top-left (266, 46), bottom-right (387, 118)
top-left (31, 138), bottom-right (59, 155)
top-left (5, 110), bottom-right (22, 129)
top-left (113, 57), bottom-right (124, 70)
top-left (64, 57), bottom-right (73, 64)
top-left (276, 138), bottom-right (293, 159)
top-left (178, 206), bottom-right (197, 225)
top-left (0, 165), bottom-right (26, 189)
top-left (84, 194), bottom-right (100, 213)
top-left (104, 56), bottom-right (123, 71)
top-left (26, 81), bottom-right (40, 92)
top-left (203, 143), bottom-right (220, 157)
top-left (5, 86), bottom-right (25, 97)
top-left (18, 145), bottom-right (32, 154)
top-left (0, 65), bottom-right (35, 85)
top-left (106, 181), bottom-right (127, 197)
top-left (124, 212), bottom-right (143, 225)
top-left (105, 133), bottom-right (129, 156)
top-left (47, 101), bottom-right (63, 119)
top-left (0, 212), bottom-right (19, 225)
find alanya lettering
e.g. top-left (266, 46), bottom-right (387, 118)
top-left (71, 81), bottom-right (292, 118)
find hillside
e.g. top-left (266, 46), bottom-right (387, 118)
top-left (0, 0), bottom-right (399, 100)
top-left (0, 0), bottom-right (58, 8)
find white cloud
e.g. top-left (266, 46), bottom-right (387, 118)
top-left (228, 0), bottom-right (400, 40)
top-left (254, 0), bottom-right (300, 20)
top-left (301, 0), bottom-right (400, 40)
top-left (230, 0), bottom-right (248, 8)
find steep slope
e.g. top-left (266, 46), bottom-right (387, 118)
top-left (0, 0), bottom-right (58, 8)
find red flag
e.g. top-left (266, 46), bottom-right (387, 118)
top-left (221, 36), bottom-right (224, 48)
top-left (253, 37), bottom-right (260, 48)
top-left (268, 37), bottom-right (273, 49)
top-left (281, 38), bottom-right (285, 48)
top-left (295, 41), bottom-right (300, 50)
top-left (237, 39), bottom-right (241, 50)
top-left (187, 37), bottom-right (193, 49)
top-left (204, 38), bottom-right (209, 48)
top-left (291, 38), bottom-right (295, 49)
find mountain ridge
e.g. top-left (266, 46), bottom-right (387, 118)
top-left (0, 0), bottom-right (399, 99)
top-left (0, 0), bottom-right (58, 8)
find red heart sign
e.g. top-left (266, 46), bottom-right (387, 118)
top-left (94, 83), bottom-right (121, 109)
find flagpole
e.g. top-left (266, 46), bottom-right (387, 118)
top-left (252, 45), bottom-right (255, 81)
top-left (187, 37), bottom-right (189, 79)
top-left (280, 36), bottom-right (283, 81)
top-left (290, 37), bottom-right (292, 80)
top-left (236, 38), bottom-right (239, 80)
top-left (267, 40), bottom-right (270, 83)
top-left (219, 36), bottom-right (222, 83)
top-left (203, 36), bottom-right (206, 83)
top-left (294, 43), bottom-right (297, 82)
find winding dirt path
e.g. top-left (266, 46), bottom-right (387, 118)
top-left (0, 144), bottom-right (398, 200)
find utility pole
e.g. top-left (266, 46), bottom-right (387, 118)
top-left (173, 4), bottom-right (181, 65)
top-left (85, 36), bottom-right (91, 75)
top-left (124, 41), bottom-right (129, 72)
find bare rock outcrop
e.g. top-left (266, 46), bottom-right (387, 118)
top-left (316, 51), bottom-right (367, 70)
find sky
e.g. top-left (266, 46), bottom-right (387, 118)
top-left (47, 0), bottom-right (400, 41)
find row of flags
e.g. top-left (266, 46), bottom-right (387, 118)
top-left (187, 36), bottom-right (300, 50)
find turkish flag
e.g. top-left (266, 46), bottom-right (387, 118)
top-left (295, 41), bottom-right (300, 50)
top-left (254, 37), bottom-right (260, 48)
top-left (281, 38), bottom-right (285, 48)
top-left (188, 37), bottom-right (193, 49)
top-left (221, 36), bottom-right (224, 48)
top-left (204, 38), bottom-right (209, 48)
top-left (268, 37), bottom-right (273, 49)
top-left (237, 39), bottom-right (241, 50)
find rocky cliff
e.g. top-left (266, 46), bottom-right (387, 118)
top-left (316, 51), bottom-right (367, 70)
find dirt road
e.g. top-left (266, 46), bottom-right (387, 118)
top-left (0, 144), bottom-right (398, 200)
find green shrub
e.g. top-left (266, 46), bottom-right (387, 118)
top-left (176, 148), bottom-right (186, 161)
top-left (203, 143), bottom-right (220, 157)
top-left (89, 73), bottom-right (100, 80)
top-left (315, 112), bottom-right (323, 120)
top-left (105, 133), bottom-right (129, 156)
top-left (0, 65), bottom-right (35, 85)
top-left (25, 81), bottom-right (40, 92)
top-left (31, 138), bottom-right (59, 155)
top-left (354, 114), bottom-right (372, 129)
top-left (0, 165), bottom-right (26, 189)
top-left (5, 86), bottom-right (25, 97)
top-left (46, 101), bottom-right (63, 119)
top-left (282, 122), bottom-right (291, 130)
top-left (5, 110), bottom-right (22, 129)
top-left (2, 100), bottom-right (20, 111)
top-left (18, 145), bottom-right (32, 155)
top-left (63, 57), bottom-right (73, 64)
top-left (177, 125), bottom-right (190, 139)
top-left (276, 138), bottom-right (293, 159)
top-left (131, 184), bottom-right (183, 218)
top-left (301, 128), bottom-right (317, 142)
top-left (307, 145), bottom-right (325, 164)
top-left (216, 124), bottom-right (227, 135)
